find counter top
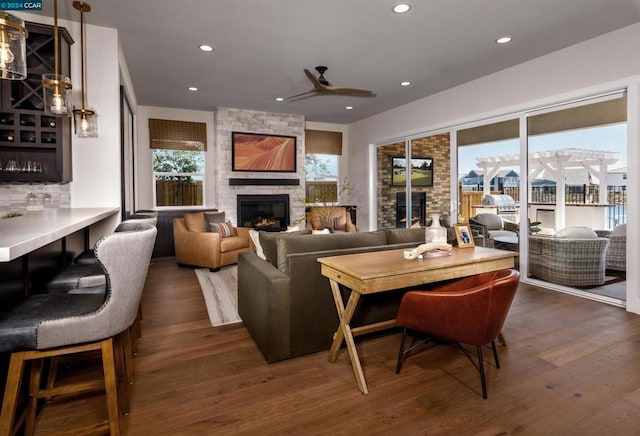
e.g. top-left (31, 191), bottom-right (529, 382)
top-left (0, 207), bottom-right (119, 262)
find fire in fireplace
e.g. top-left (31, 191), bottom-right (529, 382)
top-left (237, 194), bottom-right (290, 232)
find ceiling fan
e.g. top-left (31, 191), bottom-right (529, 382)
top-left (285, 66), bottom-right (375, 100)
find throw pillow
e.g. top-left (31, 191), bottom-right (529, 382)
top-left (204, 211), bottom-right (226, 230)
top-left (332, 216), bottom-right (346, 231)
top-left (183, 212), bottom-right (206, 233)
top-left (248, 229), bottom-right (266, 260)
top-left (209, 220), bottom-right (235, 238)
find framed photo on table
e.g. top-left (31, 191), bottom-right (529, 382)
top-left (454, 223), bottom-right (475, 248)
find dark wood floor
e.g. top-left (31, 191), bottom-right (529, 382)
top-left (34, 256), bottom-right (640, 435)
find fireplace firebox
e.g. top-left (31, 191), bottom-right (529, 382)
top-left (237, 194), bottom-right (290, 232)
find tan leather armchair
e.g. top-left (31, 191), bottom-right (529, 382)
top-left (173, 212), bottom-right (251, 271)
top-left (306, 206), bottom-right (356, 232)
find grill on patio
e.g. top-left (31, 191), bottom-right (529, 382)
top-left (481, 194), bottom-right (518, 217)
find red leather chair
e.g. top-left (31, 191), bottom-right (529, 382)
top-left (395, 269), bottom-right (520, 399)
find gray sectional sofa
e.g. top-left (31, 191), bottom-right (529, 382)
top-left (237, 228), bottom-right (429, 363)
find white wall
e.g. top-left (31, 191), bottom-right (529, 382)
top-left (136, 106), bottom-right (216, 210)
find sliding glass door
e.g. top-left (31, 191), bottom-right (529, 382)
top-left (526, 93), bottom-right (627, 301)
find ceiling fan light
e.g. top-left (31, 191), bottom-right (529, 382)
top-left (199, 44), bottom-right (214, 52)
top-left (401, 81), bottom-right (411, 86)
top-left (0, 12), bottom-right (28, 80)
top-left (496, 36), bottom-right (512, 44)
top-left (275, 97), bottom-right (284, 102)
top-left (345, 106), bottom-right (353, 110)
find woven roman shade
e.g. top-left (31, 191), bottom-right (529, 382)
top-left (149, 118), bottom-right (207, 151)
top-left (305, 129), bottom-right (342, 155)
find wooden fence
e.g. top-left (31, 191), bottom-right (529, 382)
top-left (156, 180), bottom-right (203, 206)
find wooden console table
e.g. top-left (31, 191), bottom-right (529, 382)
top-left (318, 246), bottom-right (516, 395)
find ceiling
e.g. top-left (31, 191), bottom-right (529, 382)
top-left (37, 0), bottom-right (640, 124)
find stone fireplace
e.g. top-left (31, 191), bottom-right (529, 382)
top-left (237, 194), bottom-right (290, 231)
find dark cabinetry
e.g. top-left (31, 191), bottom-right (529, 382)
top-left (0, 22), bottom-right (73, 182)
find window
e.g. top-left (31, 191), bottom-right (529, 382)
top-left (153, 149), bottom-right (204, 207)
top-left (149, 118), bottom-right (207, 207)
top-left (304, 129), bottom-right (342, 203)
top-left (305, 153), bottom-right (338, 203)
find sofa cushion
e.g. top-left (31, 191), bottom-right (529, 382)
top-left (209, 220), bottom-right (235, 238)
top-left (553, 226), bottom-right (598, 239)
top-left (259, 230), bottom-right (311, 267)
top-left (473, 213), bottom-right (503, 230)
top-left (204, 211), bottom-right (226, 230)
top-left (220, 235), bottom-right (248, 253)
top-left (276, 230), bottom-right (387, 275)
top-left (183, 212), bottom-right (206, 232)
top-left (385, 228), bottom-right (425, 245)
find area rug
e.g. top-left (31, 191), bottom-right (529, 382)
top-left (194, 265), bottom-right (241, 326)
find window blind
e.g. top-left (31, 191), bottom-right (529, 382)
top-left (149, 118), bottom-right (207, 151)
top-left (305, 129), bottom-right (342, 155)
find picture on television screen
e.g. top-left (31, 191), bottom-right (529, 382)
top-left (391, 156), bottom-right (433, 186)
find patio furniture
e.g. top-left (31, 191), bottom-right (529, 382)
top-left (468, 213), bottom-right (519, 248)
top-left (528, 227), bottom-right (609, 287)
top-left (596, 223), bottom-right (626, 272)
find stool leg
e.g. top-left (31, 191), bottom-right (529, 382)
top-left (101, 338), bottom-right (121, 435)
top-left (25, 358), bottom-right (44, 435)
top-left (44, 356), bottom-right (59, 401)
top-left (0, 351), bottom-right (27, 435)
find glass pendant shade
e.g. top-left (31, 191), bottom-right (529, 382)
top-left (73, 108), bottom-right (98, 137)
top-left (0, 12), bottom-right (28, 80)
top-left (425, 213), bottom-right (447, 244)
top-left (42, 74), bottom-right (73, 116)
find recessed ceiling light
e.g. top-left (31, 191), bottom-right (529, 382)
top-left (401, 81), bottom-right (411, 86)
top-left (496, 36), bottom-right (512, 44)
top-left (275, 97), bottom-right (284, 102)
top-left (188, 87), bottom-right (198, 91)
top-left (199, 44), bottom-right (214, 52)
top-left (392, 3), bottom-right (411, 14)
top-left (345, 106), bottom-right (353, 110)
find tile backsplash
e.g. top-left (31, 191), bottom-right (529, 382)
top-left (0, 183), bottom-right (70, 215)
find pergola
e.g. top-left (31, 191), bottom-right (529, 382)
top-left (475, 148), bottom-right (618, 229)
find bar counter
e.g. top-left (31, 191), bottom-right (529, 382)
top-left (0, 207), bottom-right (119, 262)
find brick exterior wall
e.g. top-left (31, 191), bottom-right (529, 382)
top-left (214, 107), bottom-right (306, 226)
top-left (376, 134), bottom-right (450, 229)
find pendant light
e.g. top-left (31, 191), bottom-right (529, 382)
top-left (0, 11), bottom-right (28, 80)
top-left (42, 0), bottom-right (72, 116)
top-left (72, 1), bottom-right (97, 137)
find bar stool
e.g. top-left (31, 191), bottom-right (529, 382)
top-left (0, 223), bottom-right (157, 435)
top-left (74, 214), bottom-right (158, 265)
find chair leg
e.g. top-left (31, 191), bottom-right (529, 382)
top-left (44, 356), bottom-right (59, 401)
top-left (491, 341), bottom-right (500, 369)
top-left (396, 328), bottom-right (408, 374)
top-left (0, 351), bottom-right (27, 435)
top-left (477, 346), bottom-right (488, 399)
top-left (101, 338), bottom-right (121, 436)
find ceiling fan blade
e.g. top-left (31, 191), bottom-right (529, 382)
top-left (284, 89), bottom-right (318, 100)
top-left (324, 86), bottom-right (375, 96)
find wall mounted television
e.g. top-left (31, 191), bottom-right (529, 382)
top-left (391, 156), bottom-right (433, 186)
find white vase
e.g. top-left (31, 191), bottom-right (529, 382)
top-left (425, 213), bottom-right (447, 244)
